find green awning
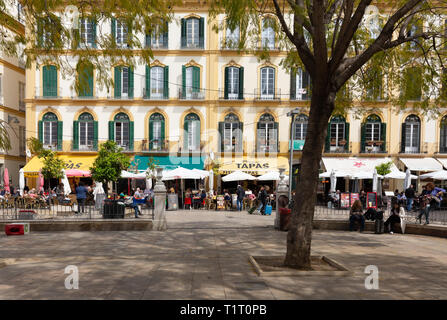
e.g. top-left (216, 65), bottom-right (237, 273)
top-left (132, 156), bottom-right (205, 172)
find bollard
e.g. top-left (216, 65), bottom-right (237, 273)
top-left (153, 167), bottom-right (168, 231)
top-left (275, 168), bottom-right (289, 230)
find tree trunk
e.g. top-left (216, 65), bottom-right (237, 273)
top-left (284, 92), bottom-right (335, 269)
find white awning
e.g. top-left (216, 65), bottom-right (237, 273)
top-left (435, 158), bottom-right (447, 170)
top-left (322, 157), bottom-right (400, 178)
top-left (399, 158), bottom-right (442, 172)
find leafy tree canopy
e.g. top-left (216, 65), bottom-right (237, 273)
top-left (90, 140), bottom-right (131, 184)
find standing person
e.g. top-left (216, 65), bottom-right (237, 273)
top-left (418, 183), bottom-right (445, 225)
top-left (236, 185), bottom-right (245, 212)
top-left (75, 182), bottom-right (88, 214)
top-left (349, 200), bottom-right (365, 232)
top-left (256, 186), bottom-right (268, 215)
top-left (405, 184), bottom-right (415, 212)
top-left (385, 202), bottom-right (403, 234)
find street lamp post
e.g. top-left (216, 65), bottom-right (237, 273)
top-left (287, 108), bottom-right (300, 204)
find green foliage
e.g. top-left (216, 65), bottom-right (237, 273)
top-left (27, 137), bottom-right (44, 156)
top-left (0, 120), bottom-right (12, 152)
top-left (375, 162), bottom-right (393, 176)
top-left (146, 157), bottom-right (159, 179)
top-left (90, 140), bottom-right (131, 184)
top-left (38, 149), bottom-right (65, 179)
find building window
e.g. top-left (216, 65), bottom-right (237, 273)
top-left (114, 66), bottom-right (134, 98)
top-left (440, 116), bottom-right (447, 153)
top-left (361, 114), bottom-right (386, 153)
top-left (402, 67), bottom-right (422, 101)
top-left (257, 113), bottom-right (278, 153)
top-left (19, 126), bottom-right (25, 155)
top-left (150, 67), bottom-right (164, 99)
top-left (219, 113), bottom-right (242, 152)
top-left (19, 82), bottom-right (25, 111)
top-left (40, 112), bottom-right (60, 150)
top-left (291, 68), bottom-right (310, 100)
top-left (147, 21), bottom-right (168, 48)
top-left (80, 18), bottom-right (96, 48)
top-left (181, 17), bottom-right (204, 48)
top-left (365, 69), bottom-right (383, 101)
top-left (149, 113), bottom-right (165, 151)
top-left (260, 67), bottom-right (275, 99)
top-left (402, 115), bottom-right (421, 153)
top-left (224, 66), bottom-right (243, 100)
top-left (261, 18), bottom-right (275, 49)
top-left (17, 2), bottom-right (24, 24)
top-left (74, 113), bottom-right (96, 151)
top-left (76, 61), bottom-right (94, 97)
top-left (111, 113), bottom-right (133, 150)
top-left (225, 25), bottom-right (240, 48)
top-left (184, 113), bottom-right (200, 151)
top-left (42, 65), bottom-right (57, 97)
top-left (326, 115), bottom-right (349, 153)
top-left (294, 114), bottom-right (308, 141)
top-left (182, 66), bottom-right (201, 99)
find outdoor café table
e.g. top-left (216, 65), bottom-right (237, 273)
top-left (193, 196), bottom-right (201, 209)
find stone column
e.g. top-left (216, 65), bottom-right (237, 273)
top-left (153, 167), bottom-right (167, 231)
top-left (275, 168), bottom-right (289, 230)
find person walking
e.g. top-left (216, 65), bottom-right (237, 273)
top-left (349, 200), bottom-right (365, 232)
top-left (236, 185), bottom-right (245, 212)
top-left (75, 182), bottom-right (88, 214)
top-left (385, 202), bottom-right (403, 234)
top-left (256, 186), bottom-right (268, 215)
top-left (405, 184), bottom-right (415, 212)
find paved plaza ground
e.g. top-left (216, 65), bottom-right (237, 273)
top-left (1, 210), bottom-right (447, 299)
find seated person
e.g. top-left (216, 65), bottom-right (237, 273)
top-left (385, 202), bottom-right (403, 234)
top-left (349, 200), bottom-right (365, 232)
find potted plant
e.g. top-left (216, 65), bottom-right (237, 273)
top-left (339, 140), bottom-right (347, 146)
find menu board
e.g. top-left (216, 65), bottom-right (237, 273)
top-left (367, 192), bottom-right (377, 209)
top-left (350, 193), bottom-right (360, 207)
top-left (340, 193), bottom-right (351, 208)
top-left (217, 195), bottom-right (225, 210)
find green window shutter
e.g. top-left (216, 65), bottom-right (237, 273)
top-left (381, 123), bottom-right (386, 152)
top-left (218, 122), bottom-right (224, 151)
top-left (401, 123), bottom-right (406, 153)
top-left (224, 67), bottom-right (229, 99)
top-left (149, 119), bottom-right (154, 150)
top-left (38, 120), bottom-right (43, 143)
top-left (199, 17), bottom-right (205, 48)
top-left (111, 18), bottom-right (116, 43)
top-left (181, 18), bottom-right (186, 47)
top-left (109, 121), bottom-right (115, 141)
top-left (145, 33), bottom-right (151, 48)
top-left (73, 121), bottom-right (79, 151)
top-left (92, 19), bottom-right (97, 48)
top-left (52, 66), bottom-right (57, 97)
top-left (238, 122), bottom-right (244, 152)
top-left (163, 66), bottom-right (169, 99)
top-left (360, 123), bottom-right (366, 153)
top-left (195, 120), bottom-right (201, 151)
top-left (43, 65), bottom-right (57, 97)
top-left (57, 121), bottom-right (63, 151)
top-left (128, 67), bottom-right (134, 98)
top-left (325, 122), bottom-right (331, 152)
top-left (256, 122), bottom-right (262, 152)
top-left (145, 65), bottom-right (150, 98)
top-left (160, 119), bottom-right (166, 149)
top-left (163, 20), bottom-right (169, 48)
top-left (290, 70), bottom-right (296, 100)
top-left (182, 65), bottom-right (186, 98)
top-left (302, 70), bottom-right (310, 100)
top-left (93, 121), bottom-right (98, 150)
top-left (344, 122), bottom-right (350, 152)
top-left (127, 22), bottom-right (133, 49)
top-left (274, 122), bottom-right (279, 152)
top-left (114, 66), bottom-right (121, 98)
top-left (184, 120), bottom-right (189, 150)
top-left (129, 121), bottom-right (134, 151)
top-left (238, 67), bottom-right (244, 100)
top-left (37, 19), bottom-right (43, 47)
top-left (192, 66), bottom-right (200, 92)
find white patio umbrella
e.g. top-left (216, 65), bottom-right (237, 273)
top-left (162, 167), bottom-right (201, 181)
top-left (19, 168), bottom-right (25, 196)
top-left (222, 171), bottom-right (256, 182)
top-left (420, 170), bottom-right (447, 180)
top-left (257, 171), bottom-right (280, 181)
top-left (372, 168), bottom-right (378, 193)
top-left (192, 169), bottom-right (210, 179)
top-left (404, 168), bottom-right (412, 190)
top-left (61, 169), bottom-right (71, 196)
top-left (384, 170), bottom-right (417, 179)
top-left (330, 169), bottom-right (337, 193)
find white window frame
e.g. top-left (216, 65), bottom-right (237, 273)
top-left (186, 18), bottom-right (199, 48)
top-left (150, 66), bottom-right (164, 99)
top-left (187, 120), bottom-right (200, 151)
top-left (259, 122), bottom-right (277, 152)
top-left (330, 122), bottom-right (345, 151)
top-left (121, 67), bottom-right (129, 97)
top-left (151, 24), bottom-right (166, 48)
top-left (296, 68), bottom-right (309, 100)
top-left (115, 121), bottom-right (129, 148)
top-left (116, 20), bottom-right (128, 48)
top-left (261, 67), bottom-right (275, 99)
top-left (228, 67), bottom-right (239, 100)
top-left (80, 18), bottom-right (94, 48)
top-left (186, 67), bottom-right (193, 98)
top-left (79, 121), bottom-right (94, 150)
top-left (405, 122), bottom-right (420, 153)
top-left (262, 20), bottom-right (275, 49)
top-left (226, 25), bottom-right (240, 48)
top-left (43, 121), bottom-right (58, 149)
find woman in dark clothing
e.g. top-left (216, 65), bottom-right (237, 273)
top-left (349, 200), bottom-right (365, 232)
top-left (384, 202), bottom-right (402, 234)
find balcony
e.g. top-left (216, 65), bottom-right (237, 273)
top-left (399, 142), bottom-right (427, 154)
top-left (35, 87), bottom-right (61, 99)
top-left (291, 88), bottom-right (311, 101)
top-left (325, 140), bottom-right (352, 154)
top-left (143, 88), bottom-right (169, 100)
top-left (43, 143), bottom-right (59, 151)
top-left (218, 88), bottom-right (244, 100)
top-left (361, 141), bottom-right (387, 154)
top-left (147, 42), bottom-right (168, 50)
top-left (72, 142), bottom-right (97, 152)
top-left (254, 88), bottom-right (281, 101)
top-left (178, 88), bottom-right (205, 100)
top-left (181, 38), bottom-right (204, 49)
top-left (141, 139), bottom-right (169, 153)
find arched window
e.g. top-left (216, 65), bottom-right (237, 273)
top-left (361, 114), bottom-right (386, 153)
top-left (149, 113), bottom-right (165, 151)
top-left (291, 68), bottom-right (310, 100)
top-left (224, 66), bottom-right (244, 100)
top-left (219, 113), bottom-right (243, 152)
top-left (145, 65), bottom-right (169, 99)
top-left (114, 66), bottom-right (134, 99)
top-left (73, 113), bottom-right (97, 151)
top-left (440, 116), bottom-right (447, 153)
top-left (42, 65), bottom-right (57, 97)
top-left (109, 113), bottom-right (134, 151)
top-left (260, 67), bottom-right (275, 99)
top-left (182, 65), bottom-right (201, 99)
top-left (181, 17), bottom-right (204, 49)
top-left (76, 61), bottom-right (93, 97)
top-left (39, 112), bottom-right (61, 150)
top-left (293, 114), bottom-right (308, 141)
top-left (326, 115), bottom-right (349, 152)
top-left (184, 113), bottom-right (200, 151)
top-left (402, 115), bottom-right (420, 153)
top-left (261, 18), bottom-right (275, 49)
top-left (257, 113), bottom-right (278, 152)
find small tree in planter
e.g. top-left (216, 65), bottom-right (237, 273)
top-left (145, 157), bottom-right (160, 184)
top-left (39, 149), bottom-right (65, 188)
top-left (375, 161), bottom-right (393, 198)
top-left (90, 141), bottom-right (131, 195)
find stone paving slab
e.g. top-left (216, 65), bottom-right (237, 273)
top-left (0, 210), bottom-right (447, 299)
